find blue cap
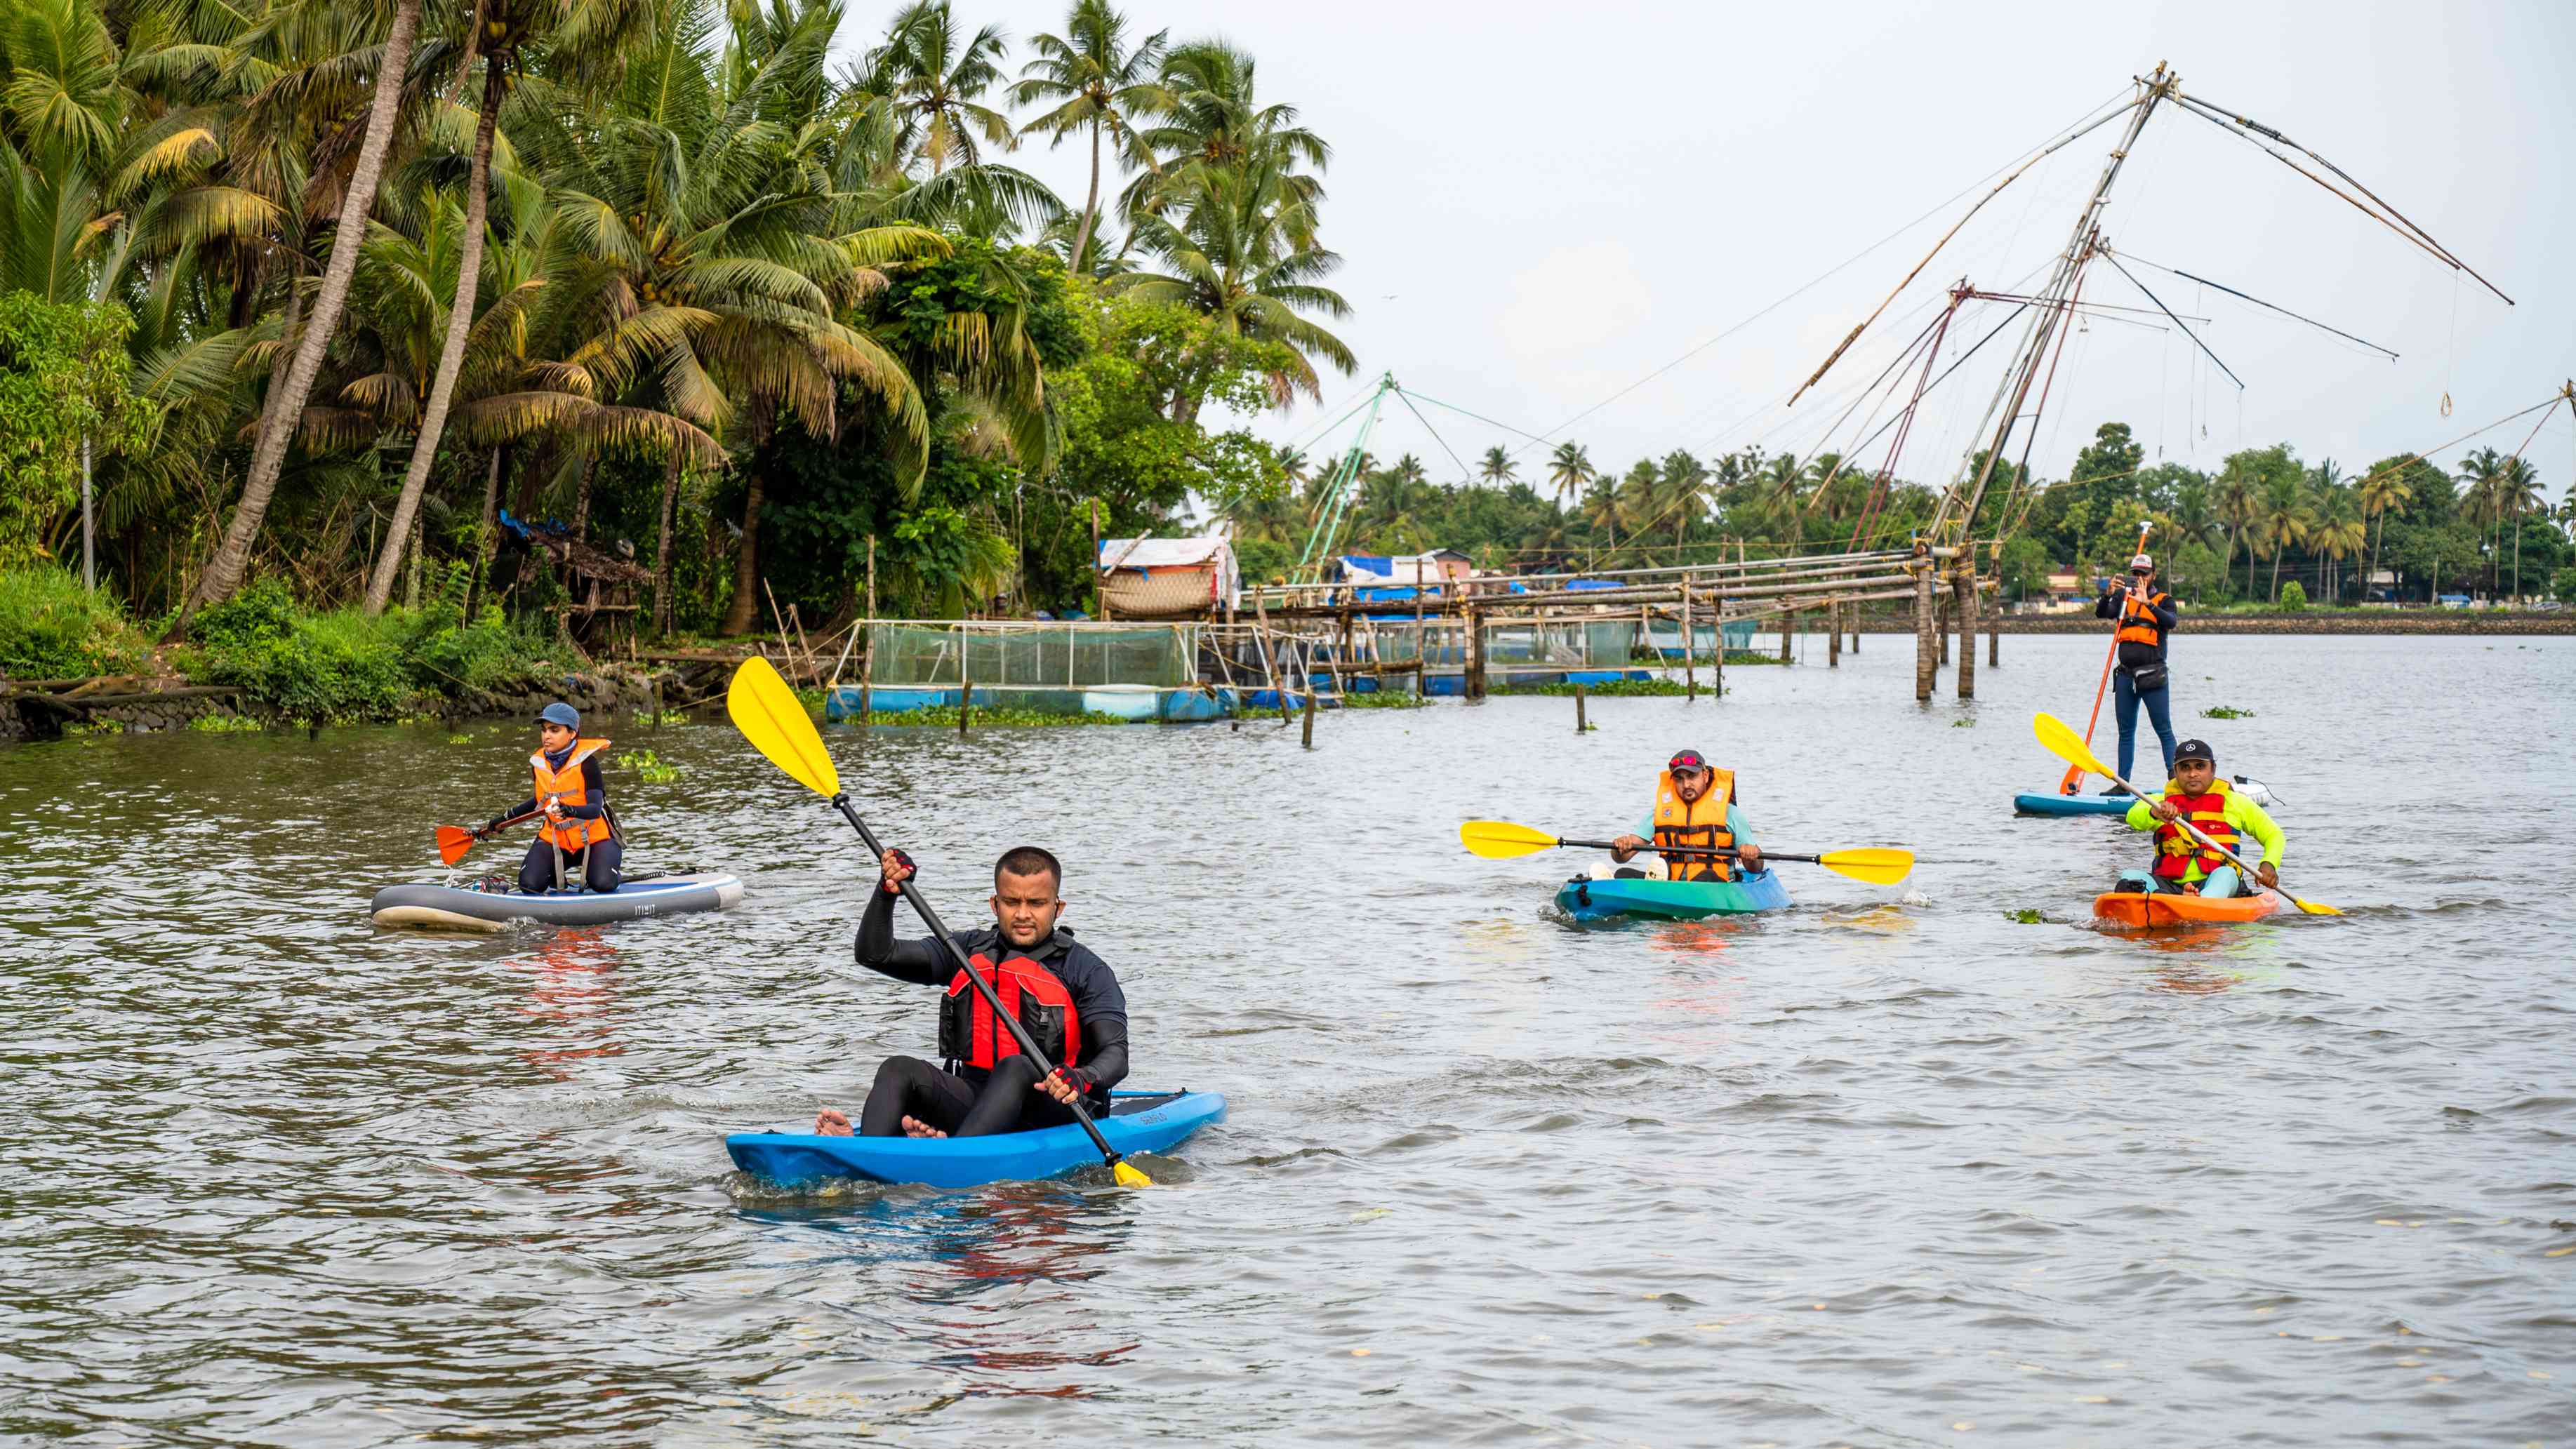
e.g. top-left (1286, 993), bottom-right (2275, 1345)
top-left (538, 702), bottom-right (580, 730)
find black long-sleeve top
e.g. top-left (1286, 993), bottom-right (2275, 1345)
top-left (854, 883), bottom-right (1131, 1096)
top-left (2097, 585), bottom-right (2179, 667)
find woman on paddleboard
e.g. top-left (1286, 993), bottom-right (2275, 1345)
top-left (2097, 553), bottom-right (2181, 790)
top-left (476, 702), bottom-right (623, 895)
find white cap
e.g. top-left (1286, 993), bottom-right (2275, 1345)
top-left (2129, 553), bottom-right (2154, 571)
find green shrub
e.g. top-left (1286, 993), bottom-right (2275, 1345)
top-left (182, 577), bottom-right (553, 720)
top-left (2551, 566), bottom-right (2576, 603)
top-left (2200, 705), bottom-right (2255, 719)
top-left (2277, 580), bottom-right (2308, 609)
top-left (0, 566), bottom-right (147, 678)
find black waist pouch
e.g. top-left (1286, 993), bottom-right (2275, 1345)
top-left (2124, 657), bottom-right (2169, 693)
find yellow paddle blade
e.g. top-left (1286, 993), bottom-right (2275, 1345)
top-left (1459, 820), bottom-right (1562, 858)
top-left (727, 656), bottom-right (840, 799)
top-left (2033, 711), bottom-right (2113, 782)
top-left (1814, 848), bottom-right (1914, 886)
top-left (1113, 1159), bottom-right (1153, 1188)
top-left (2289, 895), bottom-right (2343, 916)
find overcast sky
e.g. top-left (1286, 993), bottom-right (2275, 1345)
top-left (832, 0), bottom-right (2576, 498)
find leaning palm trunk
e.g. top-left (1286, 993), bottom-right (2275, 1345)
top-left (175, 0), bottom-right (423, 633)
top-left (1069, 118), bottom-right (1101, 276)
top-left (653, 452), bottom-right (684, 634)
top-left (718, 469), bottom-right (765, 635)
top-left (365, 53), bottom-right (504, 615)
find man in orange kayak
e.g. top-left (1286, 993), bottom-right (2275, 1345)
top-left (1606, 748), bottom-right (1763, 879)
top-left (815, 844), bottom-right (1131, 1140)
top-left (2118, 738), bottom-right (2285, 897)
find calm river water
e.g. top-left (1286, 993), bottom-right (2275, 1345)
top-left (4, 634), bottom-right (2571, 1446)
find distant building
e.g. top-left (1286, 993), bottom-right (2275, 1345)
top-left (1096, 537), bottom-right (1240, 617)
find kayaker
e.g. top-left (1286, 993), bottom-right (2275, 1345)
top-left (478, 702), bottom-right (622, 895)
top-left (2096, 552), bottom-right (2180, 792)
top-left (1606, 748), bottom-right (1763, 879)
top-left (815, 844), bottom-right (1131, 1140)
top-left (2118, 738), bottom-right (2283, 897)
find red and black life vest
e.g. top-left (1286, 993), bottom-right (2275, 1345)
top-left (2152, 778), bottom-right (2241, 880)
top-left (939, 948), bottom-right (1082, 1071)
top-left (1651, 765), bottom-right (1738, 882)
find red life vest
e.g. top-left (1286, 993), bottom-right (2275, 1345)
top-left (939, 948), bottom-right (1082, 1071)
top-left (1651, 766), bottom-right (1738, 882)
top-left (2152, 778), bottom-right (2242, 880)
top-left (2115, 590), bottom-right (2170, 649)
top-left (530, 737), bottom-right (613, 853)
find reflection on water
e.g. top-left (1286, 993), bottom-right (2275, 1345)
top-left (4, 636), bottom-right (2572, 1445)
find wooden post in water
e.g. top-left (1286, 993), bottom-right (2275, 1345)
top-left (859, 537), bottom-right (875, 730)
top-left (1779, 606), bottom-right (1793, 665)
top-left (1301, 679), bottom-right (1317, 749)
top-left (1850, 608), bottom-right (1860, 655)
top-left (1681, 574), bottom-right (1697, 702)
top-left (1953, 567), bottom-right (1977, 700)
top-left (1711, 604), bottom-right (1725, 700)
top-left (1937, 592), bottom-right (1951, 665)
top-left (1574, 682), bottom-right (1588, 733)
top-left (1828, 600), bottom-right (1841, 667)
top-left (1987, 578), bottom-right (2000, 667)
top-left (1913, 559), bottom-right (1936, 701)
top-left (960, 674), bottom-right (972, 734)
top-left (1464, 603), bottom-right (1487, 700)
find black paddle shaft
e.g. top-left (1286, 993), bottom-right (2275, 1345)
top-left (1556, 836), bottom-right (1822, 865)
top-left (830, 795), bottom-right (1129, 1168)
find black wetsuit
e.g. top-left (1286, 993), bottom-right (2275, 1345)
top-left (504, 748), bottom-right (620, 894)
top-left (852, 884), bottom-right (1130, 1137)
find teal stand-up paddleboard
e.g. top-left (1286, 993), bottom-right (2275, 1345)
top-left (727, 1090), bottom-right (1225, 1189)
top-left (2012, 792), bottom-right (2134, 817)
top-left (1553, 869), bottom-right (1791, 923)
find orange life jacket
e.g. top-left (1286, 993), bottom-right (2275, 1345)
top-left (1652, 766), bottom-right (1738, 882)
top-left (530, 737), bottom-right (613, 853)
top-left (2115, 589), bottom-right (2171, 649)
top-left (940, 949), bottom-right (1082, 1071)
top-left (2152, 778), bottom-right (2241, 880)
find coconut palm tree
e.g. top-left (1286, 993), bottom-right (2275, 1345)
top-left (2358, 464), bottom-right (2412, 603)
top-left (2252, 471), bottom-right (2315, 601)
top-left (1544, 441), bottom-right (1593, 505)
top-left (861, 0), bottom-right (1011, 175)
top-left (1478, 445), bottom-right (1515, 486)
top-left (1122, 39), bottom-right (1325, 235)
top-left (2498, 453), bottom-right (2544, 601)
top-left (2212, 454), bottom-right (2260, 594)
top-left (1660, 448), bottom-right (1710, 549)
top-left (1011, 0), bottom-right (1166, 277)
top-left (1114, 154), bottom-right (1351, 409)
top-left (2455, 447), bottom-right (2509, 599)
top-left (181, 0), bottom-right (425, 625)
top-left (2311, 483), bottom-right (2365, 603)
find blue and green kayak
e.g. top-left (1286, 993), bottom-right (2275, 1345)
top-left (1553, 869), bottom-right (1791, 922)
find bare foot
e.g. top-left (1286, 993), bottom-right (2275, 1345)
top-left (814, 1107), bottom-right (852, 1137)
top-left (901, 1115), bottom-right (949, 1140)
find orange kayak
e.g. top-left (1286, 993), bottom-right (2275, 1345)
top-left (2092, 888), bottom-right (2283, 928)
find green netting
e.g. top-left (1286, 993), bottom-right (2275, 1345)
top-left (866, 624), bottom-right (1197, 688)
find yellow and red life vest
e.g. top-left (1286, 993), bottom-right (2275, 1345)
top-left (2152, 777), bottom-right (2241, 880)
top-left (2115, 590), bottom-right (2171, 650)
top-left (529, 737), bottom-right (613, 853)
top-left (939, 948), bottom-right (1082, 1071)
top-left (1651, 766), bottom-right (1738, 882)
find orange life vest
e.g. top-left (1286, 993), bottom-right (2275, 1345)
top-left (940, 949), bottom-right (1082, 1071)
top-left (1651, 766), bottom-right (1738, 882)
top-left (2115, 589), bottom-right (2171, 649)
top-left (2152, 778), bottom-right (2241, 880)
top-left (529, 737), bottom-right (613, 853)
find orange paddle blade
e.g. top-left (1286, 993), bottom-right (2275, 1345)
top-left (437, 824), bottom-right (478, 866)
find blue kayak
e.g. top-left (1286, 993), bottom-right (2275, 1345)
top-left (2014, 792), bottom-right (2135, 817)
top-left (1553, 869), bottom-right (1792, 922)
top-left (727, 1090), bottom-right (1226, 1189)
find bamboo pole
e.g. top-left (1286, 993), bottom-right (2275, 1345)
top-left (859, 537), bottom-right (875, 730)
top-left (1913, 561), bottom-right (1936, 701)
top-left (1953, 567), bottom-right (1977, 699)
top-left (1681, 572), bottom-right (1697, 702)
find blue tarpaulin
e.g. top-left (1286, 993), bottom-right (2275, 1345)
top-left (1565, 578), bottom-right (1624, 592)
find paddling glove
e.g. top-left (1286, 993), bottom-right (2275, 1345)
top-left (882, 848), bottom-right (916, 893)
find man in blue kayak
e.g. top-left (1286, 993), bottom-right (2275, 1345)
top-left (814, 844), bottom-right (1131, 1140)
top-left (1605, 747), bottom-right (1763, 879)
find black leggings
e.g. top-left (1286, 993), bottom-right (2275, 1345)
top-left (860, 1055), bottom-right (1081, 1138)
top-left (519, 838), bottom-right (621, 894)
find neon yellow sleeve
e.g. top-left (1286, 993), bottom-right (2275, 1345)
top-left (2229, 794), bottom-right (2285, 866)
top-left (2125, 799), bottom-right (2160, 832)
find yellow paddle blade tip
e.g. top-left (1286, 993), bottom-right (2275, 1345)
top-left (1112, 1160), bottom-right (1153, 1188)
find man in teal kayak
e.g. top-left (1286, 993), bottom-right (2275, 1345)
top-left (1605, 748), bottom-right (1763, 879)
top-left (814, 844), bottom-right (1131, 1140)
top-left (2118, 738), bottom-right (2285, 897)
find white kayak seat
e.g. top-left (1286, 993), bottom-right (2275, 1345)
top-left (1588, 856), bottom-right (1670, 882)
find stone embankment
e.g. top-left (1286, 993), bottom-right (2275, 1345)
top-left (0, 667), bottom-right (660, 744)
top-left (1849, 610), bottom-right (2575, 636)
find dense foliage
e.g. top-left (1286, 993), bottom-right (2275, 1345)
top-left (0, 0), bottom-right (1341, 642)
